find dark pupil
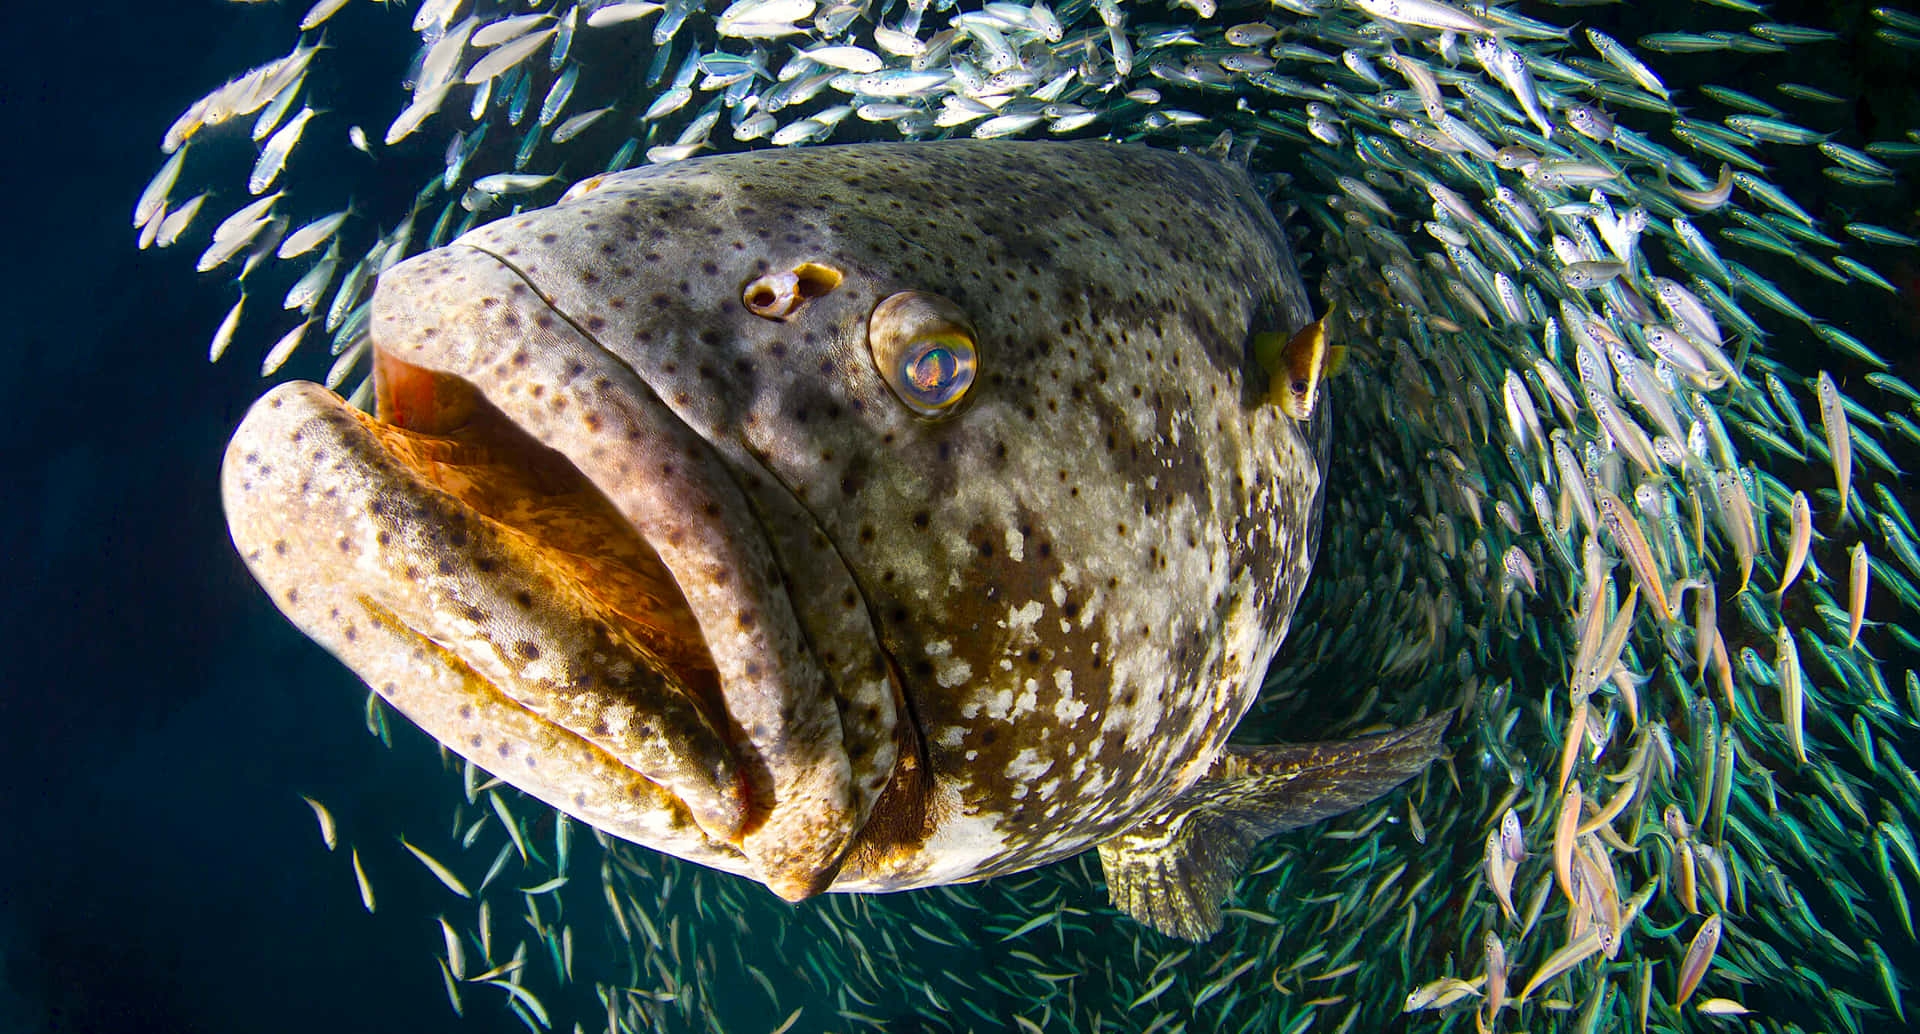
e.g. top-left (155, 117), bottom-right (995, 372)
top-left (1292, 379), bottom-right (1309, 393)
top-left (907, 347), bottom-right (956, 395)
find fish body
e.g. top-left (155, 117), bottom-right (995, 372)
top-left (251, 106), bottom-right (318, 195)
top-left (221, 142), bottom-right (1443, 936)
top-left (1814, 371), bottom-right (1852, 520)
top-left (1777, 491), bottom-right (1813, 597)
top-left (1257, 311), bottom-right (1336, 420)
top-left (122, 0), bottom-right (1920, 1021)
top-left (1849, 544), bottom-right (1870, 648)
top-left (1354, 0), bottom-right (1491, 35)
top-left (135, 146), bottom-right (186, 229)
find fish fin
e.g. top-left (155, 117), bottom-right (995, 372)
top-left (1325, 343), bottom-right (1349, 378)
top-left (1097, 712), bottom-right (1452, 940)
top-left (1251, 329), bottom-right (1288, 376)
top-left (1197, 130), bottom-right (1254, 169)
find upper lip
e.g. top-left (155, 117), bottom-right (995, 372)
top-left (363, 241), bottom-right (886, 898)
top-left (366, 343), bottom-right (756, 841)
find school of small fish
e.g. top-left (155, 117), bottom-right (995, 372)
top-left (142, 0), bottom-right (1919, 1031)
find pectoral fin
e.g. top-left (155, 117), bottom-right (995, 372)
top-left (1097, 712), bottom-right (1452, 940)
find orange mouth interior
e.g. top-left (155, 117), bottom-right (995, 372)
top-left (367, 347), bottom-right (721, 700)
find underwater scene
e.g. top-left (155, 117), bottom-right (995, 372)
top-left (90, 0), bottom-right (1920, 1030)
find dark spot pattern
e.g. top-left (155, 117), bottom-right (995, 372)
top-left (253, 142), bottom-right (1323, 892)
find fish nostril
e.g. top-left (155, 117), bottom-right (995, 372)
top-left (792, 262), bottom-right (843, 299)
top-left (746, 283), bottom-right (781, 310)
top-left (743, 263), bottom-right (844, 320)
top-left (743, 271), bottom-right (802, 319)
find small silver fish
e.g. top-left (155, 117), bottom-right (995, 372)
top-left (135, 147), bottom-right (186, 229)
top-left (400, 836), bottom-right (472, 898)
top-left (154, 192), bottom-right (208, 249)
top-left (1776, 491), bottom-right (1813, 597)
top-left (299, 0), bottom-right (351, 31)
top-left (300, 795), bottom-right (337, 850)
top-left (463, 29), bottom-right (557, 85)
top-left (1776, 624), bottom-right (1806, 764)
top-left (1848, 543), bottom-right (1870, 647)
top-left (279, 209), bottom-right (350, 260)
top-left (1354, 0), bottom-right (1491, 34)
top-left (471, 12), bottom-right (552, 49)
top-left (1814, 371), bottom-right (1852, 521)
top-left (1561, 260), bottom-right (1627, 289)
top-left (250, 106), bottom-right (318, 195)
top-left (386, 83), bottom-right (454, 145)
top-left (350, 845), bottom-right (375, 913)
top-left (1678, 914), bottom-right (1723, 1002)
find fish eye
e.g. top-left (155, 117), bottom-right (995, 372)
top-left (1291, 378), bottom-right (1310, 394)
top-left (868, 291), bottom-right (978, 418)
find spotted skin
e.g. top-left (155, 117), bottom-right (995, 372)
top-left (222, 141), bottom-right (1332, 902)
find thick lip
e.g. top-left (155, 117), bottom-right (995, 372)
top-left (352, 240), bottom-right (880, 899)
top-left (367, 347), bottom-right (720, 692)
top-left (370, 347), bottom-right (721, 696)
top-left (348, 350), bottom-right (765, 844)
top-left (220, 373), bottom-right (763, 878)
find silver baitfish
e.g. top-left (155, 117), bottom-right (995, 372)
top-left (220, 141), bottom-right (1441, 936)
top-left (141, 0), bottom-right (1920, 1029)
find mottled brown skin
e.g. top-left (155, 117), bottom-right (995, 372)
top-left (222, 141), bottom-right (1326, 900)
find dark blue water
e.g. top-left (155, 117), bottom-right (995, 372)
top-left (0, 7), bottom-right (516, 1032)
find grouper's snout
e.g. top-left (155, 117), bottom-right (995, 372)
top-left (223, 241), bottom-right (885, 901)
top-left (224, 377), bottom-right (752, 835)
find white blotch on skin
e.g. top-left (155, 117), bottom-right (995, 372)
top-left (1005, 747), bottom-right (1052, 783)
top-left (1053, 693), bottom-right (1087, 723)
top-left (1012, 677), bottom-right (1039, 718)
top-left (1005, 599), bottom-right (1044, 633)
top-left (924, 639), bottom-right (974, 687)
top-left (965, 687), bottom-right (1015, 720)
top-left (936, 656), bottom-right (972, 688)
top-left (1068, 755), bottom-right (1097, 783)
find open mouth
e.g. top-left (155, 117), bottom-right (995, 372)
top-left (225, 236), bottom-right (909, 900)
top-left (368, 346), bottom-right (723, 714)
top-left (317, 346), bottom-right (765, 848)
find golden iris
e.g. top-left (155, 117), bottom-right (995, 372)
top-left (868, 292), bottom-right (979, 418)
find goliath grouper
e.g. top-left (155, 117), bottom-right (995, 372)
top-left (221, 140), bottom-right (1446, 940)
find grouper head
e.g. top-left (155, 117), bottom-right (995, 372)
top-left (222, 141), bottom-right (1331, 904)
